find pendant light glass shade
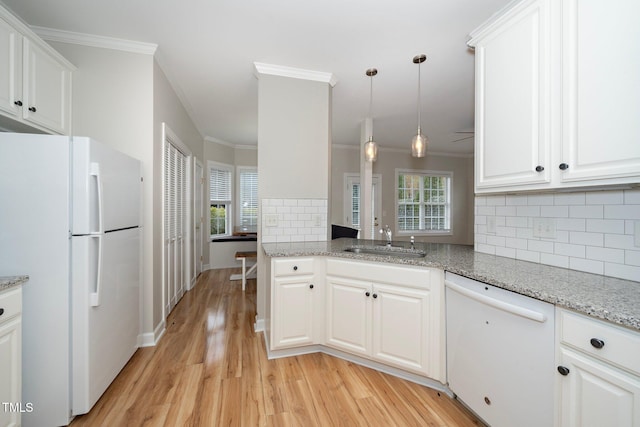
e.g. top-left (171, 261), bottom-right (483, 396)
top-left (364, 135), bottom-right (377, 162)
top-left (364, 68), bottom-right (378, 162)
top-left (411, 54), bottom-right (429, 158)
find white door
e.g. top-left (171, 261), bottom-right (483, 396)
top-left (559, 0), bottom-right (640, 184)
top-left (272, 275), bottom-right (315, 349)
top-left (71, 228), bottom-right (140, 415)
top-left (194, 160), bottom-right (203, 279)
top-left (22, 37), bottom-right (71, 135)
top-left (344, 174), bottom-right (381, 239)
top-left (325, 276), bottom-right (371, 356)
top-left (163, 125), bottom-right (191, 316)
top-left (558, 347), bottom-right (640, 427)
top-left (372, 283), bottom-right (430, 375)
top-left (471, 0), bottom-right (552, 191)
top-left (0, 312), bottom-right (21, 427)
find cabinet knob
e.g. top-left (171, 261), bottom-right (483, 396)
top-left (590, 338), bottom-right (605, 349)
top-left (293, 266), bottom-right (298, 271)
top-left (29, 106), bottom-right (37, 113)
top-left (535, 165), bottom-right (544, 172)
top-left (372, 293), bottom-right (378, 299)
top-left (365, 291), bottom-right (370, 297)
top-left (309, 284), bottom-right (314, 289)
top-left (557, 366), bottom-right (570, 376)
top-left (559, 163), bottom-right (569, 170)
top-left (14, 100), bottom-right (22, 106)
top-left (484, 396), bottom-right (491, 405)
top-left (0, 308), bottom-right (4, 316)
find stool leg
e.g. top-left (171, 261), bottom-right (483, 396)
top-left (241, 257), bottom-right (246, 291)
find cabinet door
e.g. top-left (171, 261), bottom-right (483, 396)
top-left (560, 0), bottom-right (640, 185)
top-left (23, 38), bottom-right (71, 135)
top-left (0, 16), bottom-right (21, 117)
top-left (0, 317), bottom-right (21, 427)
top-left (325, 276), bottom-right (371, 356)
top-left (558, 347), bottom-right (640, 427)
top-left (272, 275), bottom-right (316, 349)
top-left (371, 283), bottom-right (430, 376)
top-left (472, 0), bottom-right (551, 192)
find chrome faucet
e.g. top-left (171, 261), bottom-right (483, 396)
top-left (379, 225), bottom-right (392, 245)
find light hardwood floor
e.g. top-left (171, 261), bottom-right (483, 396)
top-left (70, 268), bottom-right (482, 426)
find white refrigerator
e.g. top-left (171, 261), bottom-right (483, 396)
top-left (0, 132), bottom-right (142, 426)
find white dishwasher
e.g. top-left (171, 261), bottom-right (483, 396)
top-left (445, 272), bottom-right (555, 427)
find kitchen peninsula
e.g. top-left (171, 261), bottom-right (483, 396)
top-left (263, 238), bottom-right (640, 330)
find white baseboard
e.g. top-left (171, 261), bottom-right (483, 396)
top-left (138, 320), bottom-right (166, 347)
top-left (203, 263), bottom-right (211, 271)
top-left (254, 316), bottom-right (265, 332)
top-left (261, 331), bottom-right (453, 397)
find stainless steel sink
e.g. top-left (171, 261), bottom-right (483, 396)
top-left (343, 246), bottom-right (426, 258)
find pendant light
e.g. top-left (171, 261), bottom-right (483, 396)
top-left (411, 54), bottom-right (429, 158)
top-left (364, 68), bottom-right (378, 162)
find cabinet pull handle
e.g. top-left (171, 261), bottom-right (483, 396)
top-left (14, 100), bottom-right (22, 106)
top-left (590, 338), bottom-right (605, 349)
top-left (309, 284), bottom-right (314, 289)
top-left (29, 106), bottom-right (37, 112)
top-left (535, 165), bottom-right (544, 172)
top-left (365, 291), bottom-right (370, 297)
top-left (293, 265), bottom-right (298, 271)
top-left (557, 366), bottom-right (570, 376)
top-left (559, 163), bottom-right (569, 170)
top-left (0, 308), bottom-right (4, 316)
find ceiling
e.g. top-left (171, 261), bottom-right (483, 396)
top-left (1, 0), bottom-right (510, 155)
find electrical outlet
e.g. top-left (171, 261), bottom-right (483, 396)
top-left (264, 214), bottom-right (278, 227)
top-left (635, 221), bottom-right (640, 247)
top-left (533, 218), bottom-right (556, 239)
top-left (312, 214), bottom-right (322, 227)
top-left (487, 217), bottom-right (496, 234)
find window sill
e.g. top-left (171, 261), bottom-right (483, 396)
top-left (396, 230), bottom-right (452, 237)
top-left (211, 235), bottom-right (257, 243)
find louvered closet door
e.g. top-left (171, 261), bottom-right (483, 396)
top-left (164, 142), bottom-right (187, 315)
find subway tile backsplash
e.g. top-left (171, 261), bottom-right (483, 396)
top-left (475, 189), bottom-right (640, 281)
top-left (261, 198), bottom-right (328, 243)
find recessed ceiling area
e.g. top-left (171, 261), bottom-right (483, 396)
top-left (0, 0), bottom-right (511, 155)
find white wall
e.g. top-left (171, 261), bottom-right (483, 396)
top-left (331, 145), bottom-right (475, 245)
top-left (256, 73), bottom-right (332, 325)
top-left (50, 41), bottom-right (157, 337)
top-left (51, 41), bottom-right (205, 343)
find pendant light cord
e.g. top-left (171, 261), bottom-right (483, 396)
top-left (417, 60), bottom-right (421, 130)
top-left (369, 74), bottom-right (374, 136)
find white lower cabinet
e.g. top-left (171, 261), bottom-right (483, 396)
top-left (556, 309), bottom-right (640, 427)
top-left (325, 259), bottom-right (443, 380)
top-left (0, 287), bottom-right (22, 427)
top-left (270, 257), bottom-right (323, 350)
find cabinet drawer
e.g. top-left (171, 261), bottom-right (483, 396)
top-left (0, 287), bottom-right (22, 324)
top-left (559, 309), bottom-right (640, 376)
top-left (273, 258), bottom-right (314, 276)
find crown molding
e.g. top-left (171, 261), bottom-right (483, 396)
top-left (204, 136), bottom-right (235, 147)
top-left (253, 62), bottom-right (337, 87)
top-left (32, 26), bottom-right (158, 55)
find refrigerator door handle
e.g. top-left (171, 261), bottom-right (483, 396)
top-left (89, 162), bottom-right (103, 234)
top-left (89, 234), bottom-right (103, 307)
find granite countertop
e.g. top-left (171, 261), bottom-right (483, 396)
top-left (0, 275), bottom-right (29, 292)
top-left (262, 238), bottom-right (640, 332)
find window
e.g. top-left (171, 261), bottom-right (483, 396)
top-left (344, 174), bottom-right (381, 239)
top-left (209, 162), bottom-right (233, 237)
top-left (238, 168), bottom-right (258, 229)
top-left (396, 170), bottom-right (451, 234)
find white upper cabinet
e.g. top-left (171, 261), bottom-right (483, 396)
top-left (469, 0), bottom-right (640, 193)
top-left (0, 5), bottom-right (74, 135)
top-left (23, 38), bottom-right (72, 135)
top-left (0, 15), bottom-right (22, 118)
top-left (470, 0), bottom-right (552, 191)
top-left (559, 0), bottom-right (640, 184)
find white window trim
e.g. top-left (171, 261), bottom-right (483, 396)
top-left (394, 168), bottom-right (453, 236)
top-left (236, 166), bottom-right (258, 229)
top-left (208, 160), bottom-right (234, 239)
